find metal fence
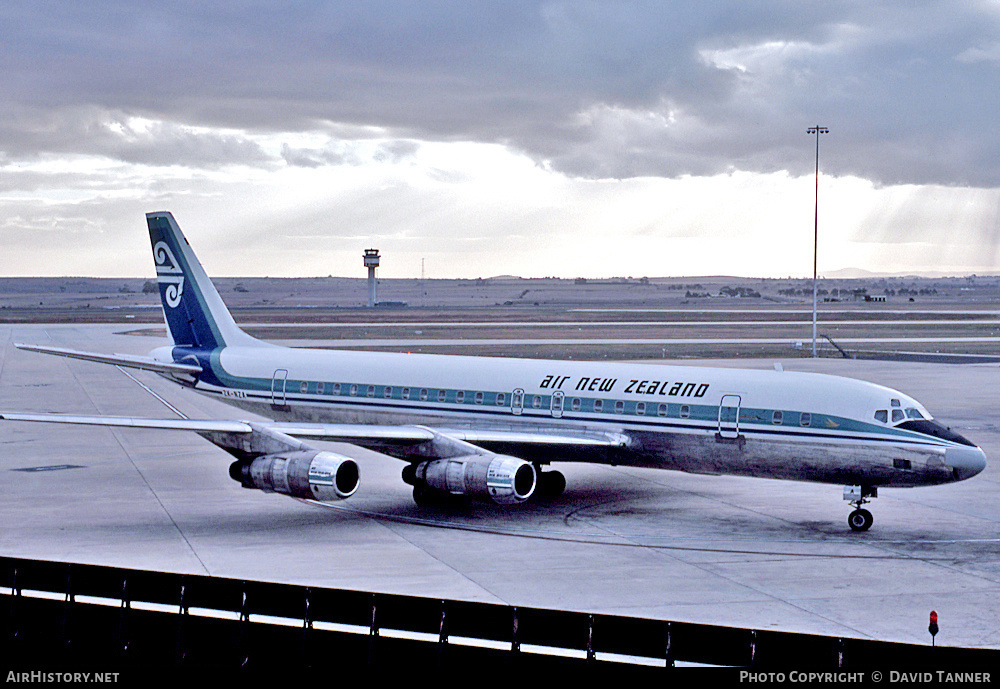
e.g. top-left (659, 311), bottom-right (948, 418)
top-left (3, 556), bottom-right (997, 675)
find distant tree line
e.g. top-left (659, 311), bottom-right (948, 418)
top-left (719, 286), bottom-right (760, 298)
top-left (778, 287), bottom-right (867, 297)
top-left (885, 288), bottom-right (938, 296)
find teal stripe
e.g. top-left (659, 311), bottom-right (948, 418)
top-left (199, 356), bottom-right (943, 446)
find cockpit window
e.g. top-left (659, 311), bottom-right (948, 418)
top-left (874, 410), bottom-right (888, 423)
top-left (897, 419), bottom-right (976, 447)
top-left (891, 409), bottom-right (905, 423)
top-left (906, 408), bottom-right (925, 420)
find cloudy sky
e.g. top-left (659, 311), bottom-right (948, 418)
top-left (3, 1), bottom-right (1000, 279)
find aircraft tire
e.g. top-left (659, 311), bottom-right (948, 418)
top-left (848, 509), bottom-right (873, 532)
top-left (413, 484), bottom-right (435, 507)
top-left (540, 470), bottom-right (567, 497)
top-left (413, 484), bottom-right (468, 507)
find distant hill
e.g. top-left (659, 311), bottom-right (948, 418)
top-left (823, 267), bottom-right (997, 279)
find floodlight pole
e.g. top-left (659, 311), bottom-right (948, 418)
top-left (807, 126), bottom-right (829, 358)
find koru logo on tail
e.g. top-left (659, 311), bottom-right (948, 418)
top-left (153, 241), bottom-right (185, 308)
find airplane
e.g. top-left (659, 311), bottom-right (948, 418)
top-left (1, 211), bottom-right (987, 532)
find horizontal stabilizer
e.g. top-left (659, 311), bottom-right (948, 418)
top-left (14, 343), bottom-right (202, 375)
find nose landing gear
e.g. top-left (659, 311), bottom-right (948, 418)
top-left (847, 507), bottom-right (873, 532)
top-left (844, 485), bottom-right (877, 532)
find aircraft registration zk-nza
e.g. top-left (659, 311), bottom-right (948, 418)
top-left (3, 212), bottom-right (987, 531)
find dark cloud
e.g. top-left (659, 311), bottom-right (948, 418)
top-left (1, 1), bottom-right (999, 184)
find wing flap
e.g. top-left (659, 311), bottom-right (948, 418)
top-left (268, 423), bottom-right (436, 443)
top-left (268, 422), bottom-right (627, 448)
top-left (438, 428), bottom-right (630, 448)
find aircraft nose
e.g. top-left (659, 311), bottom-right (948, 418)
top-left (946, 445), bottom-right (987, 481)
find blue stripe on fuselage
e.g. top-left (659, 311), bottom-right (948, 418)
top-left (187, 357), bottom-right (961, 450)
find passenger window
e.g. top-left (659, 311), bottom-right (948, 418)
top-left (571, 398), bottom-right (581, 411)
top-left (333, 383), bottom-right (341, 395)
top-left (402, 388), bottom-right (410, 400)
top-left (456, 391), bottom-right (465, 403)
top-left (680, 405), bottom-right (690, 419)
top-left (532, 395), bottom-right (542, 408)
top-left (384, 386), bottom-right (392, 398)
top-left (367, 385), bottom-right (375, 397)
top-left (475, 392), bottom-right (484, 404)
top-left (636, 402), bottom-right (646, 415)
top-left (875, 410), bottom-right (888, 423)
top-left (593, 399), bottom-right (604, 412)
top-left (350, 384), bottom-right (358, 396)
top-left (658, 403), bottom-right (667, 416)
top-left (614, 400), bottom-right (624, 414)
top-left (317, 382), bottom-right (324, 395)
top-left (800, 412), bottom-right (811, 427)
top-left (496, 393), bottom-right (505, 406)
top-left (438, 390), bottom-right (447, 402)
top-left (772, 411), bottom-right (783, 425)
top-left (420, 388), bottom-right (428, 401)
top-left (300, 381), bottom-right (308, 393)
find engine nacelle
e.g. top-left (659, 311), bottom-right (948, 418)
top-left (232, 450), bottom-right (360, 501)
top-left (411, 454), bottom-right (536, 505)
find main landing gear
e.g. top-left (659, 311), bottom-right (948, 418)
top-left (536, 469), bottom-right (566, 499)
top-left (844, 485), bottom-right (877, 532)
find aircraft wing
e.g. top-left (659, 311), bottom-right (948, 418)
top-left (268, 422), bottom-right (629, 462)
top-left (268, 422), bottom-right (628, 447)
top-left (0, 412), bottom-right (629, 461)
top-left (13, 343), bottom-right (203, 376)
top-left (0, 412), bottom-right (248, 433)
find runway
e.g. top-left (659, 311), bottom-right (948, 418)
top-left (2, 323), bottom-right (1000, 650)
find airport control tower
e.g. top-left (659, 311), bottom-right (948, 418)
top-left (363, 248), bottom-right (380, 307)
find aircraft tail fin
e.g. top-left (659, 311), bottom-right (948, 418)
top-left (146, 212), bottom-right (260, 349)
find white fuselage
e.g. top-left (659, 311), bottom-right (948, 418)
top-left (155, 343), bottom-right (984, 489)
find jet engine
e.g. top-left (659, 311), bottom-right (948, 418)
top-left (404, 454), bottom-right (536, 505)
top-left (230, 450), bottom-right (359, 501)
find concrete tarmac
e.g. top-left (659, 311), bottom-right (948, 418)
top-left (2, 323), bottom-right (999, 650)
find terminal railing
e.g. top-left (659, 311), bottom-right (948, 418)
top-left (3, 556), bottom-right (997, 674)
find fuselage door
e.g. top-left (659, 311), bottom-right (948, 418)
top-left (271, 369), bottom-right (289, 410)
top-left (511, 388), bottom-right (524, 416)
top-left (551, 390), bottom-right (565, 418)
top-left (718, 394), bottom-right (742, 439)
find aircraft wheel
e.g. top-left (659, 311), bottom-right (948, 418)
top-left (413, 484), bottom-right (467, 507)
top-left (412, 484), bottom-right (435, 506)
top-left (401, 463), bottom-right (417, 485)
top-left (848, 509), bottom-right (873, 532)
top-left (540, 470), bottom-right (566, 497)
